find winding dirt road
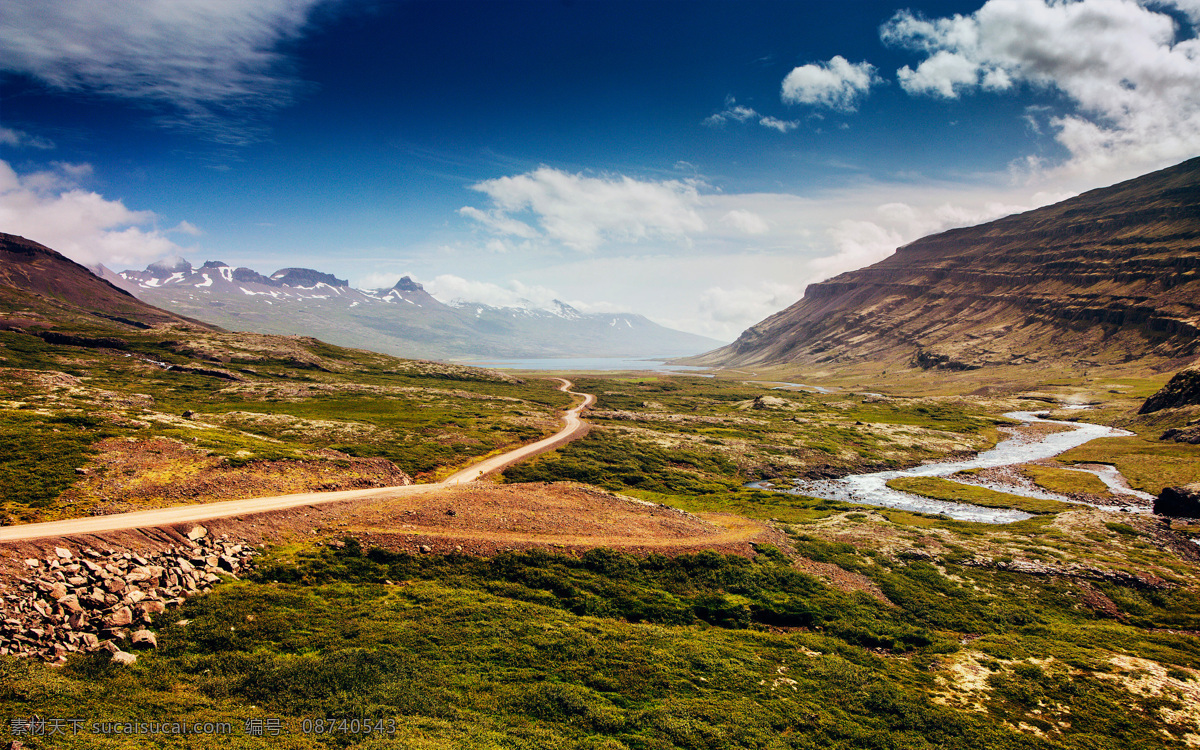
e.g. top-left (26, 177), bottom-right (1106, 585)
top-left (0, 378), bottom-right (594, 542)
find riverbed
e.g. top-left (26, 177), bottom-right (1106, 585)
top-left (756, 411), bottom-right (1149, 524)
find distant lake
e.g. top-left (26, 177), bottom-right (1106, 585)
top-left (453, 357), bottom-right (713, 373)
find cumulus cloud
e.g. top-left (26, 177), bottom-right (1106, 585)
top-left (881, 0), bottom-right (1200, 177)
top-left (464, 167), bottom-right (706, 252)
top-left (781, 55), bottom-right (880, 111)
top-left (0, 159), bottom-right (187, 267)
top-left (0, 0), bottom-right (330, 143)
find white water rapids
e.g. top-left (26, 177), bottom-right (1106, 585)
top-left (755, 410), bottom-right (1151, 524)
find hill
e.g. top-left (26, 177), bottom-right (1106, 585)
top-left (690, 157), bottom-right (1200, 375)
top-left (0, 232), bottom-right (203, 334)
top-left (101, 259), bottom-right (722, 360)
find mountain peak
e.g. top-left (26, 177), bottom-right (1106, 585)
top-left (146, 256), bottom-right (192, 276)
top-left (269, 268), bottom-right (348, 288)
top-left (392, 276), bottom-right (424, 292)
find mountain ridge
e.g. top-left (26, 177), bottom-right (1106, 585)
top-left (105, 259), bottom-right (722, 360)
top-left (688, 156), bottom-right (1200, 374)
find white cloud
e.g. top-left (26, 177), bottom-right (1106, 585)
top-left (466, 167), bottom-right (707, 252)
top-left (759, 116), bottom-right (800, 133)
top-left (881, 0), bottom-right (1200, 178)
top-left (458, 206), bottom-right (540, 240)
top-left (699, 282), bottom-right (802, 325)
top-left (0, 127), bottom-right (54, 149)
top-left (170, 220), bottom-right (203, 236)
top-left (0, 159), bottom-right (187, 267)
top-left (720, 209), bottom-right (770, 234)
top-left (0, 0), bottom-right (329, 143)
top-left (703, 97), bottom-right (759, 127)
top-left (781, 55), bottom-right (880, 111)
top-left (425, 274), bottom-right (565, 310)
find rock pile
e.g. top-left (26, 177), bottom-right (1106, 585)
top-left (0, 526), bottom-right (256, 665)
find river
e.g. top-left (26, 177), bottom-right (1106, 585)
top-left (753, 411), bottom-right (1149, 524)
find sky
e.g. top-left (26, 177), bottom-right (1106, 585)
top-left (1, 0), bottom-right (1198, 342)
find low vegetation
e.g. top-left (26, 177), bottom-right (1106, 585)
top-left (1021, 465), bottom-right (1113, 498)
top-left (0, 328), bottom-right (570, 522)
top-left (887, 476), bottom-right (1075, 515)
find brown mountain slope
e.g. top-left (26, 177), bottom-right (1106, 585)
top-left (692, 157), bottom-right (1200, 374)
top-left (0, 232), bottom-right (204, 332)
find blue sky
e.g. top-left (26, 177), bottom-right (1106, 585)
top-left (2, 0), bottom-right (1198, 340)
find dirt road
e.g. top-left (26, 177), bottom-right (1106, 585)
top-left (0, 378), bottom-right (594, 542)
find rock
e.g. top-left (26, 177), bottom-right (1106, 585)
top-left (186, 525), bottom-right (208, 541)
top-left (54, 547), bottom-right (72, 559)
top-left (103, 607), bottom-right (134, 628)
top-left (1155, 484), bottom-right (1200, 518)
top-left (110, 650), bottom-right (137, 665)
top-left (48, 582), bottom-right (68, 600)
top-left (130, 630), bottom-right (157, 649)
top-left (79, 632), bottom-right (100, 650)
top-left (74, 467), bottom-right (90, 475)
top-left (1140, 365), bottom-right (1200, 414)
top-left (23, 558), bottom-right (39, 569)
top-left (419, 545), bottom-right (433, 554)
top-left (752, 395), bottom-right (788, 410)
top-left (104, 577), bottom-right (126, 594)
top-left (137, 601), bottom-right (166, 617)
top-left (1161, 425), bottom-right (1200, 444)
top-left (58, 595), bottom-right (83, 613)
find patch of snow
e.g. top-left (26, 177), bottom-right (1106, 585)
top-left (196, 274), bottom-right (213, 288)
top-left (218, 267), bottom-right (233, 282)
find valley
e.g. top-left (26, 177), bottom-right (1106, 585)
top-left (2, 159), bottom-right (1200, 749)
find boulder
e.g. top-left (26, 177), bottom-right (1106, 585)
top-left (102, 607), bottom-right (134, 628)
top-left (130, 630), bottom-right (157, 650)
top-left (110, 650), bottom-right (137, 666)
top-left (186, 525), bottom-right (208, 541)
top-left (1155, 484), bottom-right (1200, 518)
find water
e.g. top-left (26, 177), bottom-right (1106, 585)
top-left (766, 411), bottom-right (1145, 524)
top-left (457, 356), bottom-right (713, 373)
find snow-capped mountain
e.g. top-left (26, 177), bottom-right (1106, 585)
top-left (96, 260), bottom-right (721, 360)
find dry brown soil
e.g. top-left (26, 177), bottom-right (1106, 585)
top-left (0, 482), bottom-right (785, 583)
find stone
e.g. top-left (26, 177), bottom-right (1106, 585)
top-left (23, 558), bottom-right (39, 569)
top-left (54, 547), bottom-right (72, 559)
top-left (103, 606), bottom-right (134, 628)
top-left (58, 595), bottom-right (83, 614)
top-left (130, 630), bottom-right (157, 649)
top-left (1155, 484), bottom-right (1200, 518)
top-left (110, 650), bottom-right (137, 665)
top-left (186, 525), bottom-right (208, 541)
top-left (48, 582), bottom-right (68, 600)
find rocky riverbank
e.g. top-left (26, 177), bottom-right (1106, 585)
top-left (0, 525), bottom-right (256, 665)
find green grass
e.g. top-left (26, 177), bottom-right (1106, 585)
top-left (7, 539), bottom-right (1200, 748)
top-left (887, 477), bottom-right (1075, 515)
top-left (1057, 436), bottom-right (1200, 494)
top-left (0, 411), bottom-right (114, 522)
top-left (1021, 465), bottom-right (1113, 497)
